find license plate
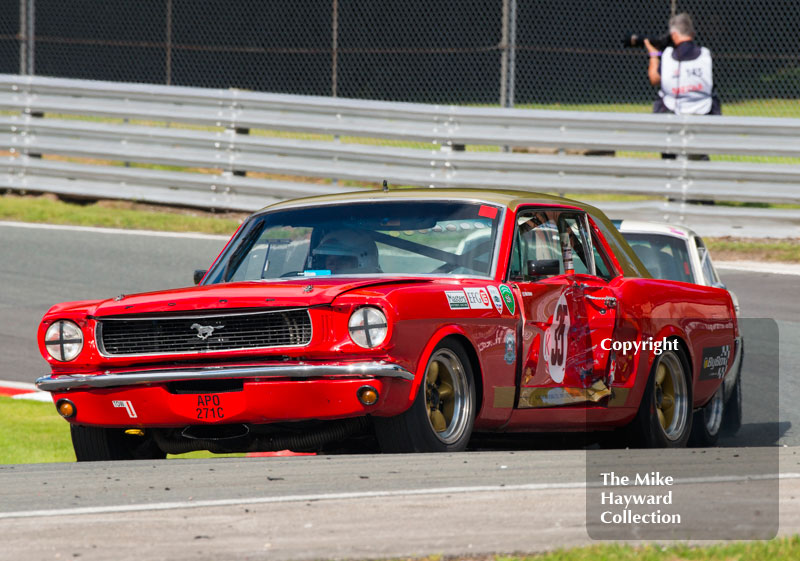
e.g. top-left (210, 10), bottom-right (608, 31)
top-left (195, 394), bottom-right (225, 420)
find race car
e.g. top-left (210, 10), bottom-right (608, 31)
top-left (614, 220), bottom-right (744, 445)
top-left (36, 189), bottom-right (740, 459)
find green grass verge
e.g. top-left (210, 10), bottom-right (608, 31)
top-left (0, 396), bottom-right (242, 464)
top-left (492, 536), bottom-right (800, 561)
top-left (2, 193), bottom-right (798, 262)
top-left (516, 98), bottom-right (800, 118)
top-left (706, 237), bottom-right (800, 263)
top-left (0, 396), bottom-right (76, 463)
top-left (0, 193), bottom-right (242, 235)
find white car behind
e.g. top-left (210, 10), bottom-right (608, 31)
top-left (615, 220), bottom-right (743, 446)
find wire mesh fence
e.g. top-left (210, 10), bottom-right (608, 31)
top-left (2, 0), bottom-right (798, 116)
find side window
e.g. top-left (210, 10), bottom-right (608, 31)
top-left (509, 210), bottom-right (561, 281)
top-left (508, 209), bottom-right (595, 281)
top-left (695, 236), bottom-right (719, 285)
top-left (592, 239), bottom-right (615, 280)
top-left (557, 214), bottom-right (592, 275)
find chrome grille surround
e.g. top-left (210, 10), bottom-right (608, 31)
top-left (96, 308), bottom-right (312, 357)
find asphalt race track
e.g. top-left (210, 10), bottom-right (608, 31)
top-left (0, 221), bottom-right (798, 560)
top-left (0, 448), bottom-right (796, 560)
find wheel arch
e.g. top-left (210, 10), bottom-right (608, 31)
top-left (651, 325), bottom-right (693, 385)
top-left (666, 334), bottom-right (693, 390)
top-left (412, 327), bottom-right (484, 418)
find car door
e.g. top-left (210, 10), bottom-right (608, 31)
top-left (508, 208), bottom-right (618, 408)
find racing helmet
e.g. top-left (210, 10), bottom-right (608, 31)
top-left (311, 229), bottom-right (380, 273)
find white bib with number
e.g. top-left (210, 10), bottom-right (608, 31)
top-left (660, 46), bottom-right (713, 115)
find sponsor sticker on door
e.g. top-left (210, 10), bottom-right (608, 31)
top-left (464, 287), bottom-right (492, 310)
top-left (445, 290), bottom-right (469, 309)
top-left (499, 284), bottom-right (515, 315)
top-left (487, 285), bottom-right (504, 313)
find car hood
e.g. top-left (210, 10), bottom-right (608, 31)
top-left (85, 277), bottom-right (434, 318)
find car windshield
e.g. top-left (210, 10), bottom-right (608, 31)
top-left (620, 232), bottom-right (694, 283)
top-left (204, 200), bottom-right (502, 283)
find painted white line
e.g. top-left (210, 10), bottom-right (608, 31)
top-left (0, 220), bottom-right (231, 241)
top-left (0, 380), bottom-right (49, 402)
top-left (715, 260), bottom-right (800, 276)
top-left (12, 392), bottom-right (52, 403)
top-left (0, 482), bottom-right (586, 520)
top-left (1, 472), bottom-right (796, 520)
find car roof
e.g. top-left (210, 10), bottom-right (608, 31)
top-left (260, 188), bottom-right (580, 213)
top-left (617, 220), bottom-right (697, 239)
top-left (257, 188), bottom-right (651, 279)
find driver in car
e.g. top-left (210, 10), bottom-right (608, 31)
top-left (311, 229), bottom-right (381, 274)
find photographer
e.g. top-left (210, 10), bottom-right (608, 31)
top-left (644, 13), bottom-right (720, 116)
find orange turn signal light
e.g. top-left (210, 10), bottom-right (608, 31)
top-left (357, 386), bottom-right (379, 406)
top-left (56, 399), bottom-right (76, 419)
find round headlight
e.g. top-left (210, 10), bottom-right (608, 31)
top-left (348, 307), bottom-right (388, 348)
top-left (44, 320), bottom-right (84, 362)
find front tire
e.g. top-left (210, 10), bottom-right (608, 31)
top-left (375, 340), bottom-right (476, 453)
top-left (629, 349), bottom-right (692, 448)
top-left (71, 425), bottom-right (166, 461)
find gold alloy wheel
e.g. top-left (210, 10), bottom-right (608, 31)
top-left (654, 352), bottom-right (689, 441)
top-left (424, 348), bottom-right (471, 444)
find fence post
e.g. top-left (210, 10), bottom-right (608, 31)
top-left (331, 0), bottom-right (339, 185)
top-left (19, 0), bottom-right (34, 75)
top-left (18, 0), bottom-right (25, 74)
top-left (499, 0), bottom-right (509, 107)
top-left (165, 0), bottom-right (173, 85)
top-left (507, 0), bottom-right (517, 108)
top-left (499, 0), bottom-right (517, 153)
top-left (331, 0), bottom-right (338, 98)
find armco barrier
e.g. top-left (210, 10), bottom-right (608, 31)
top-left (0, 75), bottom-right (797, 236)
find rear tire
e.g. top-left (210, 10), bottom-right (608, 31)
top-left (721, 367), bottom-right (743, 435)
top-left (628, 349), bottom-right (692, 448)
top-left (71, 425), bottom-right (166, 461)
top-left (689, 386), bottom-right (724, 447)
top-left (375, 339), bottom-right (476, 453)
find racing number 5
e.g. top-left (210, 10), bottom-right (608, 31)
top-left (551, 302), bottom-right (568, 367)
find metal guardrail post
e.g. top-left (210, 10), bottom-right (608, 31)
top-left (232, 127), bottom-right (248, 177)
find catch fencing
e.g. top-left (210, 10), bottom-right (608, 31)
top-left (1, 0), bottom-right (798, 115)
top-left (1, 74), bottom-right (798, 237)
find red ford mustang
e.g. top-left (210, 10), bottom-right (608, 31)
top-left (36, 189), bottom-right (739, 459)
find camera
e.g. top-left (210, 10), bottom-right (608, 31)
top-left (622, 33), bottom-right (673, 50)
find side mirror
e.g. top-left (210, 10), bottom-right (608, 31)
top-left (527, 259), bottom-right (560, 278)
top-left (193, 269), bottom-right (207, 285)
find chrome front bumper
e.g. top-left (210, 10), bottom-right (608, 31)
top-left (36, 362), bottom-right (415, 392)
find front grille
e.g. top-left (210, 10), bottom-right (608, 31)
top-left (97, 308), bottom-right (312, 356)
